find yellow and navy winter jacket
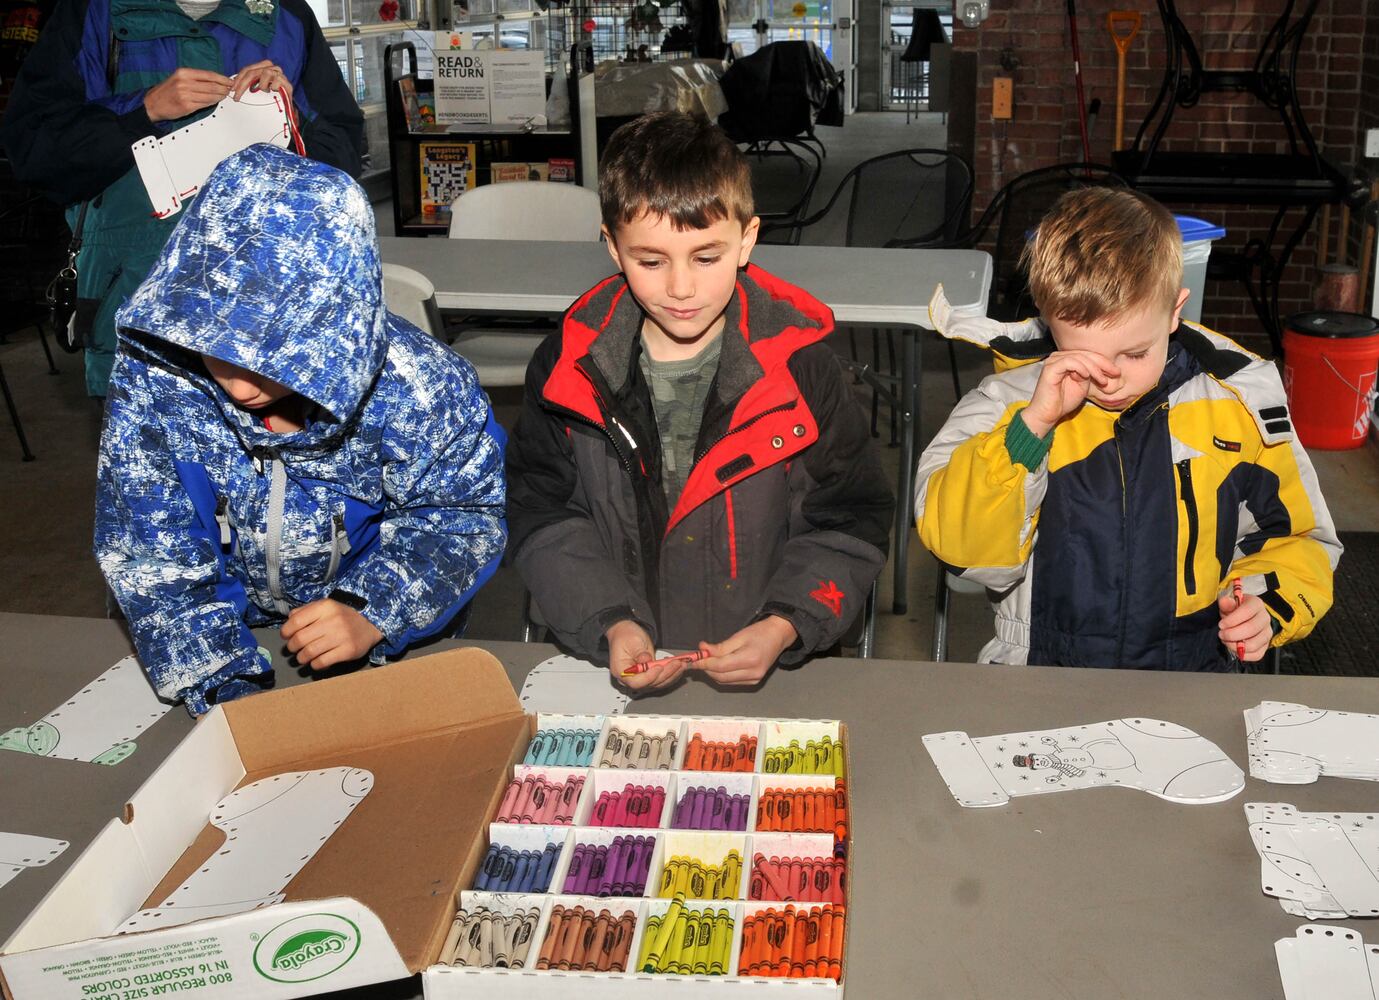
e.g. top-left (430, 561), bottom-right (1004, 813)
top-left (915, 288), bottom-right (1341, 671)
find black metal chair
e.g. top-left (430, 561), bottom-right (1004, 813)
top-left (742, 138), bottom-right (824, 248)
top-left (957, 162), bottom-right (1128, 321)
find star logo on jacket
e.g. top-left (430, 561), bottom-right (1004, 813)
top-left (810, 580), bottom-right (845, 618)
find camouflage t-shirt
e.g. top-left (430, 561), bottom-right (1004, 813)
top-left (638, 334), bottom-right (723, 509)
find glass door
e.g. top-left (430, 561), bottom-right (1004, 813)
top-left (727, 0), bottom-right (855, 114)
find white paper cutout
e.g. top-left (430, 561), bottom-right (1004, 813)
top-left (0, 656), bottom-right (172, 765)
top-left (1275, 925), bottom-right (1378, 1000)
top-left (132, 90), bottom-right (293, 219)
top-left (923, 718), bottom-right (1244, 807)
top-left (1247, 802), bottom-right (1379, 918)
top-left (0, 833), bottom-right (69, 892)
top-left (1246, 702), bottom-right (1379, 784)
top-left (118, 767), bottom-right (372, 933)
top-left (519, 654), bottom-right (629, 716)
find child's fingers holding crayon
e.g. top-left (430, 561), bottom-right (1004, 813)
top-left (606, 619), bottom-right (658, 689)
top-left (1216, 591), bottom-right (1273, 662)
top-left (693, 616), bottom-right (797, 686)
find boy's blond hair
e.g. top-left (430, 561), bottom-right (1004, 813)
top-left (599, 111), bottom-right (754, 235)
top-left (1022, 187), bottom-right (1183, 326)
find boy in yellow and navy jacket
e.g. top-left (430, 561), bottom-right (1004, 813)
top-left (916, 187), bottom-right (1340, 670)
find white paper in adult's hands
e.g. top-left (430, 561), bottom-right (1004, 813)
top-left (132, 90), bottom-right (293, 219)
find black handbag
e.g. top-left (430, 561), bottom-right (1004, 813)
top-left (45, 31), bottom-right (118, 354)
top-left (45, 199), bottom-right (88, 353)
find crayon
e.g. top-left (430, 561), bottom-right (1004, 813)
top-left (1232, 576), bottom-right (1246, 660)
top-left (621, 649), bottom-right (707, 676)
top-left (642, 894), bottom-right (684, 972)
top-left (636, 913), bottom-right (662, 972)
top-left (827, 907), bottom-right (844, 980)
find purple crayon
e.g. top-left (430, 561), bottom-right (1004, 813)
top-left (564, 844), bottom-right (587, 893)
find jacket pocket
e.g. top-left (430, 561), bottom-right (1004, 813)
top-left (1176, 459), bottom-right (1199, 596)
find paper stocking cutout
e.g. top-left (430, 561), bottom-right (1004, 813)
top-left (519, 654), bottom-right (630, 716)
top-left (924, 718), bottom-right (1244, 807)
top-left (1275, 925), bottom-right (1377, 1000)
top-left (132, 91), bottom-right (293, 219)
top-left (1245, 702), bottom-right (1379, 784)
top-left (0, 656), bottom-right (171, 765)
top-left (119, 767), bottom-right (372, 933)
top-left (0, 833), bottom-right (69, 892)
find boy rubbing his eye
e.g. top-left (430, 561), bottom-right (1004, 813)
top-left (506, 111), bottom-right (892, 690)
top-left (916, 187), bottom-right (1339, 671)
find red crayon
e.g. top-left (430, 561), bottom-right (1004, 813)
top-left (1232, 577), bottom-right (1245, 661)
top-left (621, 650), bottom-right (707, 677)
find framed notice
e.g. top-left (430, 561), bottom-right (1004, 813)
top-left (434, 47), bottom-right (490, 125)
top-left (488, 49), bottom-right (546, 124)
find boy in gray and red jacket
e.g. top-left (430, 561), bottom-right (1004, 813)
top-left (506, 112), bottom-right (893, 689)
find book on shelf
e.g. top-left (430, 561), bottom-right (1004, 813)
top-left (419, 142), bottom-right (478, 222)
top-left (548, 157), bottom-right (576, 183)
top-left (397, 77), bottom-right (443, 132)
top-left (490, 162), bottom-right (549, 183)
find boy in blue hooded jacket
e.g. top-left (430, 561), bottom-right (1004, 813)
top-left (95, 144), bottom-right (507, 715)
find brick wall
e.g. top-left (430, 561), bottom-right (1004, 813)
top-left (952, 0), bottom-right (1372, 339)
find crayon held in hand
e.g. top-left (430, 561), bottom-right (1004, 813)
top-left (1232, 576), bottom-right (1245, 661)
top-left (621, 650), bottom-right (707, 676)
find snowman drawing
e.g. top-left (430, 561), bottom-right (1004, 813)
top-left (1012, 735), bottom-right (1139, 783)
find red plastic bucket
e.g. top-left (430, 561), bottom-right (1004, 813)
top-left (1282, 311), bottom-right (1379, 450)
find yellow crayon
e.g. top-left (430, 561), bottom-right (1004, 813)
top-left (711, 908), bottom-right (733, 975)
top-left (691, 908), bottom-right (714, 974)
top-left (642, 896), bottom-right (683, 972)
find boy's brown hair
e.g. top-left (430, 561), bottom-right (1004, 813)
top-left (1022, 187), bottom-right (1183, 326)
top-left (599, 111), bottom-right (754, 235)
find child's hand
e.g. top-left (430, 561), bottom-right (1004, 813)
top-left (606, 620), bottom-right (686, 691)
top-left (1023, 350), bottom-right (1123, 437)
top-left (1218, 590), bottom-right (1273, 662)
top-left (692, 616), bottom-right (798, 686)
top-left (281, 599), bottom-right (383, 671)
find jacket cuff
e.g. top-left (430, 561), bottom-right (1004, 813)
top-left (180, 647), bottom-right (275, 717)
top-left (582, 605), bottom-right (658, 656)
top-left (117, 105), bottom-right (158, 143)
top-left (760, 602), bottom-right (811, 666)
top-left (1005, 410), bottom-right (1053, 471)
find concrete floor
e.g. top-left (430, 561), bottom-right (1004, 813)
top-left (3, 111), bottom-right (1376, 664)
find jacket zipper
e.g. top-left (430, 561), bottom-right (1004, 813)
top-left (254, 446), bottom-right (291, 615)
top-left (693, 400), bottom-right (798, 465)
top-left (1176, 459), bottom-right (1199, 596)
top-left (323, 512), bottom-right (351, 584)
top-left (214, 495), bottom-right (232, 552)
top-left (1114, 432), bottom-right (1129, 664)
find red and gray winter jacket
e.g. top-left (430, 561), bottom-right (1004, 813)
top-left (506, 264), bottom-right (893, 662)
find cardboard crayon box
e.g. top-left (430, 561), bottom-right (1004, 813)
top-left (0, 651), bottom-right (850, 1000)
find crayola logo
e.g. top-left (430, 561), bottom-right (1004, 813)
top-left (253, 914), bottom-right (361, 983)
top-left (273, 930), bottom-right (349, 970)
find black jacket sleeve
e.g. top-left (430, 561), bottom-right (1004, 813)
top-left (280, 0), bottom-right (363, 177)
top-left (1, 0), bottom-right (158, 204)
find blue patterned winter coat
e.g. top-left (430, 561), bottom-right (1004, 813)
top-left (95, 144), bottom-right (507, 714)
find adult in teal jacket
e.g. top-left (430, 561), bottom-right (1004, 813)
top-left (1, 0), bottom-right (364, 397)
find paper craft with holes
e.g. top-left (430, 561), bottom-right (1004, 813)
top-left (132, 90), bottom-right (293, 219)
top-left (924, 717), bottom-right (1244, 807)
top-left (1245, 702), bottom-right (1379, 784)
top-left (1247, 801), bottom-right (1379, 919)
top-left (518, 653), bottom-right (630, 716)
top-left (0, 656), bottom-right (171, 765)
top-left (1275, 924), bottom-right (1379, 1000)
top-left (0, 833), bottom-right (69, 892)
top-left (118, 766), bottom-right (372, 933)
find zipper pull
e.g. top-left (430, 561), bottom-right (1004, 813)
top-left (333, 513), bottom-right (351, 555)
top-left (214, 495), bottom-right (231, 550)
